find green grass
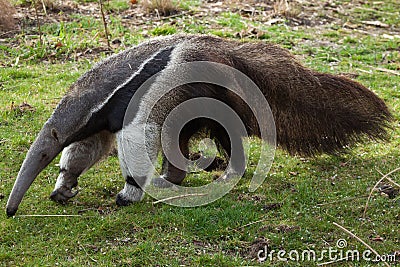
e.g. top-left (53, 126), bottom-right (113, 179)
top-left (1, 0), bottom-right (400, 266)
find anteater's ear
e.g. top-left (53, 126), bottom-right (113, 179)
top-left (51, 128), bottom-right (59, 142)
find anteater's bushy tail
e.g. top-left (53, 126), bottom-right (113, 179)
top-left (0, 0), bottom-right (16, 31)
top-left (233, 41), bottom-right (392, 156)
top-left (274, 72), bottom-right (392, 156)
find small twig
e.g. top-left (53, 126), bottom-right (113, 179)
top-left (354, 7), bottom-right (396, 15)
top-left (152, 193), bottom-right (208, 204)
top-left (155, 8), bottom-right (160, 19)
top-left (98, 0), bottom-right (111, 50)
top-left (33, 0), bottom-right (42, 45)
top-left (385, 177), bottom-right (400, 188)
top-left (355, 68), bottom-right (372, 74)
top-left (235, 217), bottom-right (268, 230)
top-left (159, 10), bottom-right (190, 21)
top-left (41, 97), bottom-right (63, 101)
top-left (77, 208), bottom-right (98, 214)
top-left (363, 175), bottom-right (386, 218)
top-left (15, 214), bottom-right (82, 217)
top-left (40, 0), bottom-right (47, 15)
top-left (317, 195), bottom-right (369, 206)
top-left (363, 167), bottom-right (400, 218)
top-left (0, 29), bottom-right (20, 37)
top-left (374, 67), bottom-right (400, 76)
top-left (0, 138), bottom-right (9, 144)
top-left (80, 244), bottom-right (98, 263)
top-left (90, 31), bottom-right (100, 42)
top-left (377, 170), bottom-right (400, 188)
top-left (332, 222), bottom-right (390, 267)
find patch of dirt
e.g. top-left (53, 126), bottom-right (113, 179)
top-left (246, 237), bottom-right (269, 260)
top-left (11, 102), bottom-right (36, 113)
top-left (9, 102), bottom-right (36, 118)
top-left (237, 193), bottom-right (267, 204)
top-left (1, 0), bottom-right (399, 65)
top-left (7, 0), bottom-right (399, 38)
top-left (262, 202), bottom-right (283, 211)
top-left (275, 224), bottom-right (300, 233)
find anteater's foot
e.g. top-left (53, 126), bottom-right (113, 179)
top-left (116, 183), bottom-right (144, 206)
top-left (50, 186), bottom-right (78, 204)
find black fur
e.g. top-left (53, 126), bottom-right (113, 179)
top-left (65, 46), bottom-right (175, 145)
top-left (115, 194), bottom-right (132, 206)
top-left (126, 176), bottom-right (141, 188)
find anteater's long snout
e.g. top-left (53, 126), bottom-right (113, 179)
top-left (6, 125), bottom-right (63, 217)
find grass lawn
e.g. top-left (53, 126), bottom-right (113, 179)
top-left (0, 0), bottom-right (399, 266)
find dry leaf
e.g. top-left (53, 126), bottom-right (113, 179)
top-left (55, 41), bottom-right (63, 48)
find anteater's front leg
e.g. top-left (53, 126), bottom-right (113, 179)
top-left (115, 122), bottom-right (160, 206)
top-left (50, 130), bottom-right (115, 204)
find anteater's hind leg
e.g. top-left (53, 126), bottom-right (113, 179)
top-left (152, 124), bottom-right (193, 188)
top-left (50, 130), bottom-right (115, 204)
top-left (212, 125), bottom-right (246, 180)
top-left (153, 120), bottom-right (247, 188)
